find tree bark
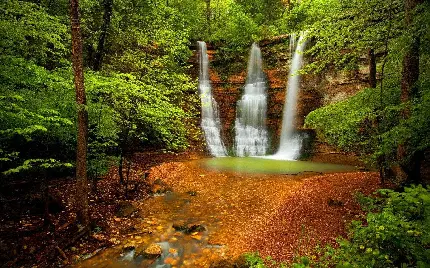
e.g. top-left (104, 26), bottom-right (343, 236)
top-left (42, 175), bottom-right (51, 227)
top-left (125, 158), bottom-right (132, 199)
top-left (118, 150), bottom-right (124, 184)
top-left (368, 48), bottom-right (377, 88)
top-left (397, 0), bottom-right (423, 183)
top-left (93, 0), bottom-right (113, 71)
top-left (401, 0), bottom-right (423, 110)
top-left (70, 0), bottom-right (90, 226)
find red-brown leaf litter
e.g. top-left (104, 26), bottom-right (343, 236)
top-left (144, 161), bottom-right (381, 262)
top-left (1, 151), bottom-right (385, 267)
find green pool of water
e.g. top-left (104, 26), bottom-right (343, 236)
top-left (202, 157), bottom-right (357, 174)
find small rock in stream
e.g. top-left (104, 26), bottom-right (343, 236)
top-left (142, 243), bottom-right (162, 259)
top-left (172, 222), bottom-right (206, 234)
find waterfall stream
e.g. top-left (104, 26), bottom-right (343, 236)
top-left (273, 34), bottom-right (307, 160)
top-left (198, 41), bottom-right (227, 157)
top-left (234, 43), bottom-right (268, 157)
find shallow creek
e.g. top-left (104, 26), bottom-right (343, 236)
top-left (77, 191), bottom-right (227, 267)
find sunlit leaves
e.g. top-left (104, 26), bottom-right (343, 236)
top-left (0, 0), bottom-right (69, 67)
top-left (86, 72), bottom-right (189, 151)
top-left (3, 158), bottom-right (73, 175)
top-left (322, 185), bottom-right (430, 267)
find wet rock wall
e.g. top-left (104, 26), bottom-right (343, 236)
top-left (189, 42), bottom-right (369, 154)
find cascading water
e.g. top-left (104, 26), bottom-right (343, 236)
top-left (198, 41), bottom-right (227, 157)
top-left (289, 33), bottom-right (297, 56)
top-left (234, 43), bottom-right (268, 157)
top-left (273, 34), bottom-right (307, 160)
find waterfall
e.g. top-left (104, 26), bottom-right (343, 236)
top-left (274, 34), bottom-right (307, 160)
top-left (289, 33), bottom-right (297, 56)
top-left (234, 43), bottom-right (268, 157)
top-left (198, 41), bottom-right (227, 157)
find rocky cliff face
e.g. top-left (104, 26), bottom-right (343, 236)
top-left (190, 42), bottom-right (369, 154)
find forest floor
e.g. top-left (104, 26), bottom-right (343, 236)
top-left (0, 150), bottom-right (387, 267)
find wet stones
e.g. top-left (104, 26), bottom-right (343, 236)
top-left (123, 244), bottom-right (136, 251)
top-left (172, 222), bottom-right (206, 234)
top-left (142, 243), bottom-right (162, 259)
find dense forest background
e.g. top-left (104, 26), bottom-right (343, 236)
top-left (2, 0), bottom-right (429, 183)
top-left (1, 0), bottom-right (430, 267)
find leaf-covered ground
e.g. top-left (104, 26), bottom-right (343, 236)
top-left (1, 151), bottom-right (383, 267)
top-left (143, 160), bottom-right (381, 262)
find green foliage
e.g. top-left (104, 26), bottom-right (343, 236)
top-left (304, 83), bottom-right (402, 165)
top-left (304, 2), bottom-right (430, 169)
top-left (81, 0), bottom-right (192, 73)
top-left (4, 159), bottom-right (73, 175)
top-left (0, 0), bottom-right (199, 179)
top-left (0, 0), bottom-right (69, 68)
top-left (283, 0), bottom-right (404, 74)
top-left (305, 88), bottom-right (379, 152)
top-left (210, 1), bottom-right (261, 47)
top-left (312, 185), bottom-right (430, 268)
top-left (243, 252), bottom-right (270, 268)
top-left (0, 56), bottom-right (75, 175)
top-left (86, 72), bottom-right (190, 151)
top-left (236, 0), bottom-right (284, 26)
top-left (244, 252), bottom-right (265, 267)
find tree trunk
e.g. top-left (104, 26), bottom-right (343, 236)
top-left (118, 150), bottom-right (124, 184)
top-left (397, 0), bottom-right (423, 183)
top-left (70, 0), bottom-right (89, 227)
top-left (42, 175), bottom-right (51, 227)
top-left (368, 48), bottom-right (377, 88)
top-left (93, 0), bottom-right (113, 71)
top-left (125, 158), bottom-right (132, 199)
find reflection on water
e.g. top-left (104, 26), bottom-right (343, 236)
top-left (76, 192), bottom-right (226, 268)
top-left (201, 157), bottom-right (357, 174)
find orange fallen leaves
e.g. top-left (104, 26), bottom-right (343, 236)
top-left (144, 161), bottom-right (381, 262)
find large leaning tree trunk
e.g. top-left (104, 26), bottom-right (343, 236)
top-left (70, 0), bottom-right (90, 226)
top-left (93, 0), bottom-right (113, 71)
top-left (397, 0), bottom-right (424, 183)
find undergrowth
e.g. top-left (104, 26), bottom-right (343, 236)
top-left (244, 185), bottom-right (430, 268)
